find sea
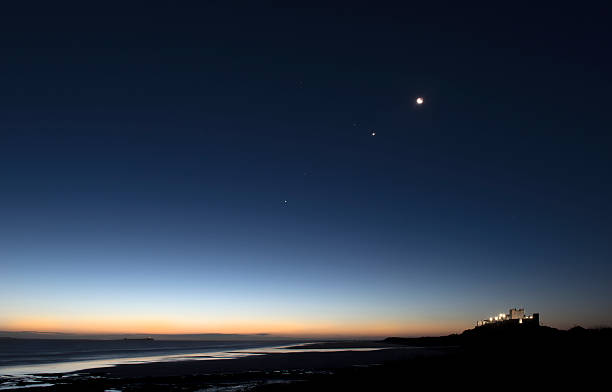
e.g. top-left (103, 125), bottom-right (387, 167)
top-left (0, 338), bottom-right (306, 376)
top-left (0, 338), bottom-right (392, 390)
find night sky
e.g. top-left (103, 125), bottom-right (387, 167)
top-left (1, 3), bottom-right (611, 337)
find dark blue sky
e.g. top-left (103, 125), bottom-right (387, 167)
top-left (1, 2), bottom-right (611, 335)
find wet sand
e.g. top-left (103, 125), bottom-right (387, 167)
top-left (2, 332), bottom-right (608, 391)
top-left (1, 342), bottom-right (449, 390)
top-left (86, 347), bottom-right (440, 378)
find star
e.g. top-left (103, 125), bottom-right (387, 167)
top-left (416, 97), bottom-right (424, 105)
top-left (371, 131), bottom-right (376, 136)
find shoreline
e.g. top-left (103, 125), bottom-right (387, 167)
top-left (0, 341), bottom-right (442, 391)
top-left (2, 327), bottom-right (610, 390)
top-left (74, 344), bottom-right (434, 378)
top-left (0, 340), bottom-right (313, 376)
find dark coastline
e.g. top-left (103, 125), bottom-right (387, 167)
top-left (1, 344), bottom-right (446, 391)
top-left (2, 326), bottom-right (610, 391)
top-left (74, 345), bottom-right (443, 378)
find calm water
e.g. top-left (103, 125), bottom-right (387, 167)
top-left (0, 339), bottom-right (307, 376)
top-left (0, 339), bottom-right (389, 390)
top-left (0, 339), bottom-right (384, 377)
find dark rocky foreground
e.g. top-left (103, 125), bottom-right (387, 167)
top-left (2, 326), bottom-right (610, 391)
top-left (258, 326), bottom-right (611, 391)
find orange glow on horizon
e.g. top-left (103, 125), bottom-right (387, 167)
top-left (1, 316), bottom-right (465, 337)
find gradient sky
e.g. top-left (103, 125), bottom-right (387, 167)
top-left (1, 3), bottom-right (611, 337)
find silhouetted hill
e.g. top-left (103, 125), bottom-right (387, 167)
top-left (384, 325), bottom-right (612, 349)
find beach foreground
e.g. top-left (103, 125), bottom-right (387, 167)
top-left (1, 327), bottom-right (610, 391)
top-left (0, 342), bottom-right (441, 391)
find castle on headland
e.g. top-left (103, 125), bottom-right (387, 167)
top-left (476, 308), bottom-right (539, 328)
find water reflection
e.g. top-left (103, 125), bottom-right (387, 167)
top-left (0, 344), bottom-right (384, 376)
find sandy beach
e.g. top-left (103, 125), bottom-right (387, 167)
top-left (0, 342), bottom-right (448, 390)
top-left (79, 344), bottom-right (444, 378)
top-left (2, 327), bottom-right (610, 391)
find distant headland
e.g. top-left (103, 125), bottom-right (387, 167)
top-left (384, 308), bottom-right (610, 347)
top-left (122, 337), bottom-right (154, 341)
